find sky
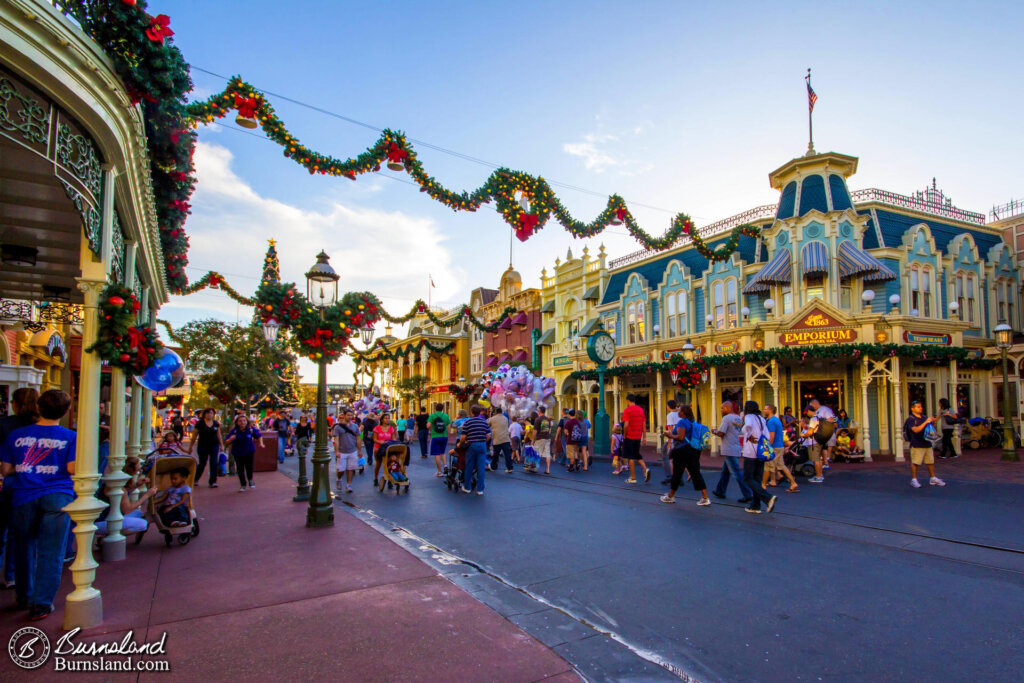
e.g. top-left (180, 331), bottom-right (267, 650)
top-left (157, 0), bottom-right (1024, 383)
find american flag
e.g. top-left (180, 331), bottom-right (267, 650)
top-left (807, 82), bottom-right (818, 112)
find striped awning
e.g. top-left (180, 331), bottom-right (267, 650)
top-left (801, 241), bottom-right (829, 277)
top-left (742, 249), bottom-right (791, 294)
top-left (837, 241), bottom-right (898, 282)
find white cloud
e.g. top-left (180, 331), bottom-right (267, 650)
top-left (161, 141), bottom-right (460, 383)
top-left (562, 129), bottom-right (653, 176)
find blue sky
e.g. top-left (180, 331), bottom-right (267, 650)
top-left (159, 0), bottom-right (1024, 382)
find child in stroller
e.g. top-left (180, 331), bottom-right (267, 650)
top-left (783, 421), bottom-right (815, 478)
top-left (147, 455), bottom-right (200, 546)
top-left (443, 439), bottom-right (482, 491)
top-left (154, 468), bottom-right (192, 527)
top-left (377, 443), bottom-right (410, 493)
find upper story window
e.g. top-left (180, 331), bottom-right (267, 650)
top-left (805, 274), bottom-right (825, 302)
top-left (909, 265), bottom-right (932, 317)
top-left (712, 280), bottom-right (738, 329)
top-left (665, 291), bottom-right (688, 338)
top-left (626, 301), bottom-right (646, 344)
top-left (955, 272), bottom-right (978, 326)
top-left (997, 278), bottom-right (1016, 327)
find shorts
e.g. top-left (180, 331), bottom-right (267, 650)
top-left (534, 439), bottom-right (551, 458)
top-left (623, 437), bottom-right (642, 460)
top-left (810, 443), bottom-right (824, 461)
top-left (910, 447), bottom-right (934, 466)
top-left (429, 436), bottom-right (448, 456)
top-left (511, 437), bottom-right (521, 452)
top-left (768, 447), bottom-right (786, 472)
top-left (337, 450), bottom-right (359, 471)
top-left (566, 444), bottom-right (580, 460)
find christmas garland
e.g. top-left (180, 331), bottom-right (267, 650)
top-left (88, 283), bottom-right (163, 373)
top-left (570, 343), bottom-right (997, 381)
top-left (379, 301), bottom-right (517, 333)
top-left (670, 357), bottom-right (710, 390)
top-left (185, 80), bottom-right (759, 258)
top-left (155, 318), bottom-right (184, 345)
top-left (177, 271), bottom-right (256, 305)
top-left (350, 338), bottom-right (457, 362)
top-left (448, 383), bottom-right (480, 403)
top-left (53, 1), bottom-right (196, 292)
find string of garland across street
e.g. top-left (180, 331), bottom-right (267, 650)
top-left (570, 343), bottom-right (997, 384)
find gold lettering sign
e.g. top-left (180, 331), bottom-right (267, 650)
top-left (779, 328), bottom-right (858, 345)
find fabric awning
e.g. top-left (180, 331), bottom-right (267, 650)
top-left (801, 241), bottom-right (829, 277)
top-left (498, 317), bottom-right (513, 330)
top-left (837, 241), bottom-right (897, 282)
top-left (540, 300), bottom-right (555, 314)
top-left (485, 355), bottom-right (499, 367)
top-left (513, 349), bottom-right (529, 362)
top-left (498, 352), bottom-right (511, 363)
top-left (580, 318), bottom-right (602, 336)
top-left (536, 328), bottom-right (556, 346)
top-left (582, 285), bottom-right (600, 301)
top-left (742, 249), bottom-right (792, 294)
top-left (511, 311), bottom-right (528, 326)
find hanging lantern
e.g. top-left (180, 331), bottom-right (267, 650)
top-left (235, 113), bottom-right (258, 129)
top-left (669, 368), bottom-right (680, 385)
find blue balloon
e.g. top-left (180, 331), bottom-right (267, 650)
top-left (134, 348), bottom-right (185, 392)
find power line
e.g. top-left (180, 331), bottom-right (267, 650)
top-left (188, 64), bottom-right (700, 219)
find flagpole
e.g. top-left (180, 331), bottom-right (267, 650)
top-left (805, 67), bottom-right (814, 156)
top-left (428, 274), bottom-right (431, 310)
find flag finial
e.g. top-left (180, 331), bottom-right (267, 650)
top-left (805, 68), bottom-right (818, 156)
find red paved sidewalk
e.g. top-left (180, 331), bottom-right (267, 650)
top-left (0, 472), bottom-right (579, 682)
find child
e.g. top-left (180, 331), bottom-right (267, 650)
top-left (833, 428), bottom-right (853, 461)
top-left (225, 414), bottom-right (264, 492)
top-left (154, 468), bottom-right (191, 527)
top-left (143, 431), bottom-right (189, 474)
top-left (611, 424), bottom-right (624, 475)
top-left (387, 452), bottom-right (407, 483)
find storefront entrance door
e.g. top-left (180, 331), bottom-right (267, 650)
top-left (796, 379), bottom-right (844, 414)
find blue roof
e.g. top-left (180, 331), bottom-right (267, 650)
top-left (776, 181), bottom-right (796, 220)
top-left (829, 174), bottom-right (852, 211)
top-left (873, 209), bottom-right (1003, 255)
top-left (601, 233), bottom-right (763, 305)
top-left (799, 175), bottom-right (828, 215)
top-left (861, 213), bottom-right (880, 250)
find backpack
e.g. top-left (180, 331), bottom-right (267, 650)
top-left (432, 416), bottom-right (447, 434)
top-left (813, 416), bottom-right (837, 445)
top-left (571, 423), bottom-right (584, 442)
top-left (688, 423), bottom-right (710, 451)
top-left (753, 417), bottom-right (775, 461)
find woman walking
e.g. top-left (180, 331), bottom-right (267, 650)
top-left (372, 412), bottom-right (397, 486)
top-left (661, 405), bottom-right (710, 506)
top-left (578, 410), bottom-right (592, 471)
top-left (294, 414), bottom-right (313, 460)
top-left (188, 408), bottom-right (223, 488)
top-left (224, 415), bottom-right (264, 492)
top-left (740, 401), bottom-right (777, 514)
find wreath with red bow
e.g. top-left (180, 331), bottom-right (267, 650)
top-left (88, 283), bottom-right (163, 373)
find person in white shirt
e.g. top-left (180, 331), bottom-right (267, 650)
top-left (509, 417), bottom-right (524, 463)
top-left (805, 399), bottom-right (837, 483)
top-left (740, 400), bottom-right (778, 515)
top-left (662, 399), bottom-right (680, 485)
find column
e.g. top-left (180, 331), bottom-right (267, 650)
top-left (892, 356), bottom-right (905, 462)
top-left (655, 371), bottom-right (664, 449)
top-left (771, 360), bottom-right (781, 412)
top-left (100, 243), bottom-right (136, 561)
top-left (64, 278), bottom-right (109, 629)
top-left (612, 377), bottom-right (620, 421)
top-left (860, 358), bottom-right (873, 462)
top-left (744, 362), bottom-right (755, 407)
top-left (949, 359), bottom-right (960, 453)
top-left (709, 365), bottom-right (719, 454)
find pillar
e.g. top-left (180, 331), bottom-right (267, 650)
top-left (709, 365), bottom-right (719, 454)
top-left (612, 377), bottom-right (620, 421)
top-left (771, 360), bottom-right (780, 413)
top-left (655, 371), bottom-right (664, 449)
top-left (892, 356), bottom-right (905, 462)
top-left (949, 359), bottom-right (960, 453)
top-left (64, 278), bottom-right (108, 629)
top-left (860, 358), bottom-right (873, 462)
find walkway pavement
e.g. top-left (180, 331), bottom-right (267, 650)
top-left (0, 472), bottom-right (580, 682)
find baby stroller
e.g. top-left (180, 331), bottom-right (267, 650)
top-left (522, 444), bottom-right (541, 473)
top-left (782, 426), bottom-right (815, 478)
top-left (443, 441), bottom-right (479, 492)
top-left (963, 417), bottom-right (1001, 449)
top-left (146, 456), bottom-right (200, 547)
top-left (378, 443), bottom-right (410, 494)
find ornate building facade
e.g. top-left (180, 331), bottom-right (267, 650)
top-left (481, 267), bottom-right (542, 372)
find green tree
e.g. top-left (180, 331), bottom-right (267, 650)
top-left (202, 325), bottom-right (285, 413)
top-left (396, 374), bottom-right (431, 411)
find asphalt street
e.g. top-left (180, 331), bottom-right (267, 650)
top-left (279, 448), bottom-right (1024, 682)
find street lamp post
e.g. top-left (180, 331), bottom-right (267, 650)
top-left (995, 321), bottom-right (1019, 462)
top-left (305, 250), bottom-right (340, 527)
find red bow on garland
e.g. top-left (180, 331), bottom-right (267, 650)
top-left (306, 329), bottom-right (334, 349)
top-left (386, 142), bottom-right (408, 163)
top-left (516, 213), bottom-right (539, 242)
top-left (170, 199), bottom-right (190, 213)
top-left (145, 14), bottom-right (174, 44)
top-left (681, 219), bottom-right (694, 235)
top-left (126, 326), bottom-right (150, 369)
top-left (615, 207), bottom-right (627, 221)
top-left (233, 94), bottom-right (261, 120)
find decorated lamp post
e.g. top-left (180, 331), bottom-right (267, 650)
top-left (305, 251), bottom-right (341, 527)
top-left (585, 329), bottom-right (616, 456)
top-left (995, 322), bottom-right (1019, 462)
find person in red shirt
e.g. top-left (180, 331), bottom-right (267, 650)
top-left (621, 394), bottom-right (651, 484)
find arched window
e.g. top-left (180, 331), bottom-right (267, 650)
top-left (713, 281), bottom-right (724, 329)
top-left (677, 291), bottom-right (688, 337)
top-left (665, 293), bottom-right (677, 338)
top-left (637, 301), bottom-right (646, 342)
top-left (726, 279), bottom-right (738, 328)
top-left (627, 303), bottom-right (637, 344)
top-left (910, 265), bottom-right (932, 316)
top-left (967, 274), bottom-right (976, 324)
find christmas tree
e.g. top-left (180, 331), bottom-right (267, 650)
top-left (251, 239), bottom-right (300, 409)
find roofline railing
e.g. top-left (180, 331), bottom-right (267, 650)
top-left (850, 188), bottom-right (986, 225)
top-left (990, 198), bottom-right (1024, 223)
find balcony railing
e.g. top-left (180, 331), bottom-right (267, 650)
top-left (990, 198), bottom-right (1024, 222)
top-left (851, 188), bottom-right (986, 225)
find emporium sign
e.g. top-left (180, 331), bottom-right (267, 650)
top-left (779, 308), bottom-right (857, 346)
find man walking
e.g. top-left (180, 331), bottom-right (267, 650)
top-left (662, 399), bottom-right (679, 485)
top-left (805, 399), bottom-right (836, 483)
top-left (937, 398), bottom-right (960, 460)
top-left (460, 405), bottom-right (492, 495)
top-left (427, 403), bottom-right (451, 477)
top-left (533, 406), bottom-right (554, 475)
top-left (488, 407), bottom-right (513, 473)
top-left (711, 401), bottom-right (753, 502)
top-left (904, 400), bottom-right (946, 489)
top-left (415, 407), bottom-right (430, 459)
top-left (554, 408), bottom-right (570, 466)
top-left (762, 404), bottom-right (799, 493)
top-left (332, 409), bottom-right (360, 493)
top-left (273, 411), bottom-right (292, 463)
top-left (622, 394), bottom-right (651, 484)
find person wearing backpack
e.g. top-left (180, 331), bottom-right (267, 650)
top-left (660, 404), bottom-right (710, 506)
top-left (904, 400), bottom-right (946, 489)
top-left (563, 409), bottom-right (583, 472)
top-left (805, 399), bottom-right (837, 483)
top-left (488, 407), bottom-right (513, 474)
top-left (427, 403), bottom-right (451, 477)
top-left (762, 405), bottom-right (799, 493)
top-left (740, 401), bottom-right (778, 514)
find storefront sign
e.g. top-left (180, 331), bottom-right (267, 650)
top-left (780, 307), bottom-right (857, 346)
top-left (661, 346), bottom-right (704, 360)
top-left (46, 332), bottom-right (66, 362)
top-left (617, 353), bottom-right (651, 367)
top-left (579, 361), bottom-right (596, 371)
top-left (552, 355), bottom-right (573, 367)
top-left (903, 331), bottom-right (951, 346)
top-left (715, 341), bottom-right (739, 354)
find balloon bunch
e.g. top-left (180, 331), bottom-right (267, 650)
top-left (479, 364), bottom-right (555, 418)
top-left (352, 391), bottom-right (390, 415)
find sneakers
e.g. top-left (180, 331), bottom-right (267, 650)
top-left (660, 495), bottom-right (676, 504)
top-left (823, 463), bottom-right (830, 470)
top-left (661, 478), bottom-right (671, 485)
top-left (929, 477), bottom-right (946, 487)
top-left (209, 482), bottom-right (218, 488)
top-left (711, 491), bottom-right (725, 499)
top-left (644, 469), bottom-right (652, 483)
top-left (346, 486), bottom-right (353, 493)
top-left (744, 507), bottom-right (762, 514)
top-left (476, 490), bottom-right (485, 496)
top-left (28, 604), bottom-right (54, 621)
top-left (239, 486), bottom-right (247, 492)
top-left (249, 481), bottom-right (255, 488)
top-left (505, 469), bottom-right (513, 474)
top-left (910, 478), bottom-right (922, 488)
top-left (737, 497), bottom-right (752, 504)
top-left (460, 486), bottom-right (472, 494)
top-left (697, 498), bottom-right (711, 506)
top-left (809, 476), bottom-right (824, 483)
top-left (766, 496), bottom-right (778, 514)
top-left (625, 478), bottom-right (637, 484)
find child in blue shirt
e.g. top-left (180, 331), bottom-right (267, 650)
top-left (154, 468), bottom-right (192, 527)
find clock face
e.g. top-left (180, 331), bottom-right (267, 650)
top-left (593, 334), bottom-right (616, 362)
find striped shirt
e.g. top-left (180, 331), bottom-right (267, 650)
top-left (461, 416), bottom-right (492, 443)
